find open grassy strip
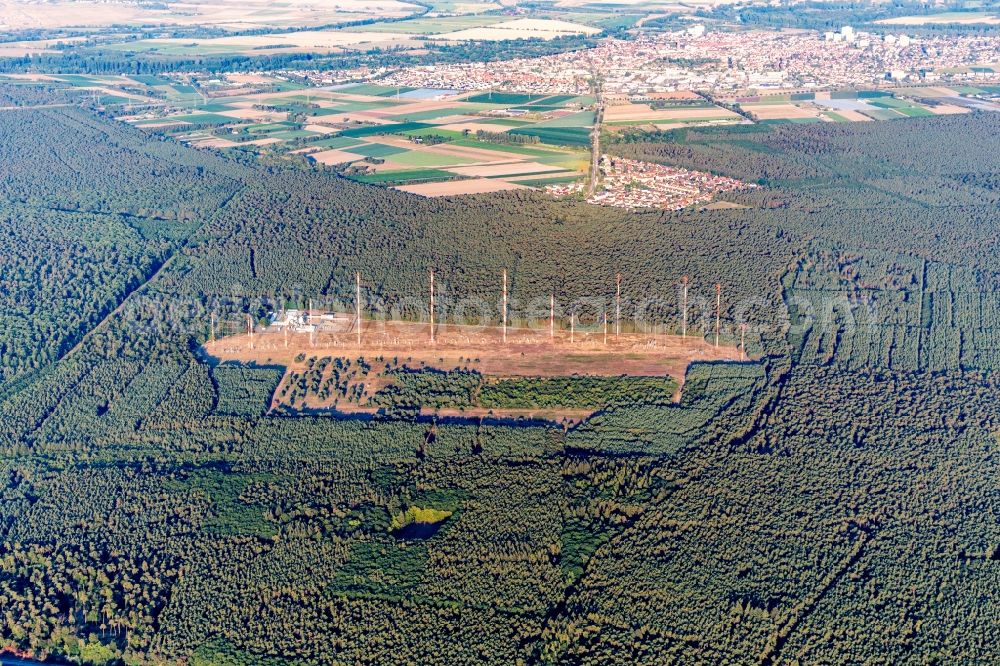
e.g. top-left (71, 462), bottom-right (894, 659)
top-left (529, 110), bottom-right (596, 128)
top-left (339, 122), bottom-right (436, 138)
top-left (896, 106), bottom-right (935, 118)
top-left (862, 108), bottom-right (907, 120)
top-left (342, 142), bottom-right (410, 158)
top-left (398, 128), bottom-right (467, 141)
top-left (385, 107), bottom-right (482, 122)
top-left (509, 126), bottom-right (592, 147)
top-left (822, 111), bottom-right (852, 122)
top-left (388, 150), bottom-right (477, 167)
top-left (347, 168), bottom-right (458, 184)
top-left (448, 138), bottom-right (567, 157)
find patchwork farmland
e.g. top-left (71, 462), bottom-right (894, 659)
top-left (13, 70), bottom-right (1000, 204)
top-left (728, 89), bottom-right (978, 124)
top-left (107, 76), bottom-right (596, 195)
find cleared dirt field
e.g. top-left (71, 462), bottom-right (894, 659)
top-left (927, 103), bottom-right (971, 115)
top-left (396, 178), bottom-right (525, 196)
top-left (144, 30), bottom-right (417, 55)
top-left (605, 104), bottom-right (740, 123)
top-left (205, 320), bottom-right (744, 419)
top-left (433, 18), bottom-right (600, 40)
top-left (206, 320), bottom-right (743, 383)
top-left (191, 137), bottom-right (240, 148)
top-left (244, 137), bottom-right (284, 146)
top-left (744, 103), bottom-right (819, 120)
top-left (0, 0), bottom-right (420, 30)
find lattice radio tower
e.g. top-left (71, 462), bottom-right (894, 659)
top-left (356, 271), bottom-right (362, 348)
top-left (502, 269), bottom-right (508, 345)
top-left (715, 283), bottom-right (722, 348)
top-left (550, 294), bottom-right (555, 342)
top-left (429, 268), bottom-right (435, 344)
top-left (681, 276), bottom-right (689, 338)
top-left (615, 273), bottom-right (622, 338)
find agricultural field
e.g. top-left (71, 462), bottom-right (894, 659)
top-left (98, 78), bottom-right (596, 192)
top-left (429, 17), bottom-right (602, 40)
top-left (106, 30), bottom-right (420, 57)
top-left (0, 0), bottom-right (421, 30)
top-left (876, 11), bottom-right (1000, 25)
top-left (604, 97), bottom-right (744, 129)
top-left (732, 90), bottom-right (974, 124)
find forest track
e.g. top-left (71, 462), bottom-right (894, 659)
top-left (60, 252), bottom-right (178, 362)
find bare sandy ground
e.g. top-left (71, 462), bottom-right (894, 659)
top-left (605, 104), bottom-right (739, 122)
top-left (145, 29), bottom-right (417, 54)
top-left (206, 320), bottom-right (743, 383)
top-left (191, 137), bottom-right (239, 148)
top-left (0, 0), bottom-right (421, 30)
top-left (205, 319), bottom-right (745, 417)
top-left (244, 137), bottom-right (284, 146)
top-left (927, 103), bottom-right (971, 115)
top-left (396, 178), bottom-right (525, 196)
top-left (746, 103), bottom-right (818, 120)
top-left (303, 123), bottom-right (341, 133)
top-left (433, 18), bottom-right (600, 41)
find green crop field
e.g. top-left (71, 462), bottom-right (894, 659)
top-left (388, 150), bottom-right (477, 166)
top-left (339, 122), bottom-right (436, 137)
top-left (305, 136), bottom-right (365, 149)
top-left (465, 92), bottom-right (550, 105)
top-left (449, 138), bottom-right (567, 157)
top-left (385, 106), bottom-right (480, 121)
top-left (348, 168), bottom-right (458, 183)
top-left (510, 125), bottom-right (592, 146)
top-left (342, 142), bottom-right (410, 158)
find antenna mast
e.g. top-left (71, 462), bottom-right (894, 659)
top-left (550, 294), bottom-right (554, 342)
top-left (615, 272), bottom-right (621, 338)
top-left (429, 269), bottom-right (435, 344)
top-left (247, 314), bottom-right (254, 350)
top-left (681, 276), bottom-right (689, 338)
top-left (715, 283), bottom-right (721, 348)
top-left (740, 323), bottom-right (747, 360)
top-left (502, 269), bottom-right (508, 344)
top-left (356, 271), bottom-right (362, 348)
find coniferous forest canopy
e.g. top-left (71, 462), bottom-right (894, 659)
top-left (3, 90), bottom-right (1000, 665)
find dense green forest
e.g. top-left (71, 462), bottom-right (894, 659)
top-left (2, 100), bottom-right (1000, 664)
